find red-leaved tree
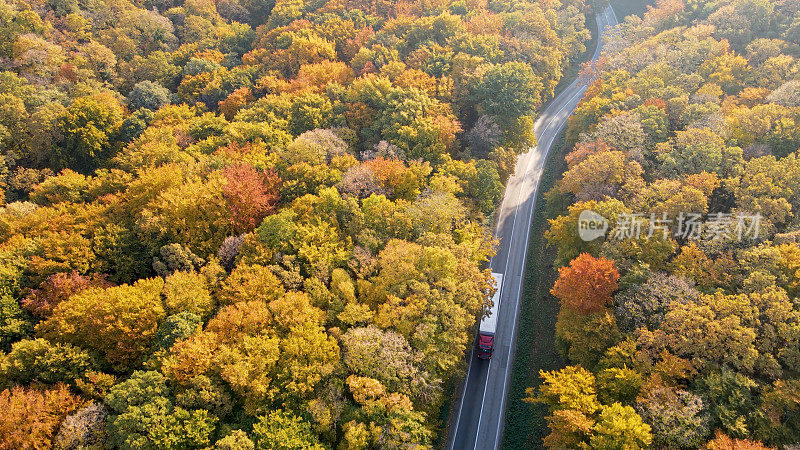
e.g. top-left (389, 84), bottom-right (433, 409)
top-left (23, 271), bottom-right (113, 319)
top-left (551, 253), bottom-right (620, 314)
top-left (222, 164), bottom-right (281, 233)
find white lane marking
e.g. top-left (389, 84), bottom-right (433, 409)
top-left (448, 347), bottom-right (474, 450)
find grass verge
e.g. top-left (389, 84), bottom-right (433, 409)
top-left (500, 130), bottom-right (569, 449)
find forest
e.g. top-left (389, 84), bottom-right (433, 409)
top-left (0, 0), bottom-right (595, 446)
top-left (532, 0), bottom-right (800, 448)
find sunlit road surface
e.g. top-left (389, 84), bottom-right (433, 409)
top-left (446, 6), bottom-right (619, 450)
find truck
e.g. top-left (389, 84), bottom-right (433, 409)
top-left (476, 272), bottom-right (503, 359)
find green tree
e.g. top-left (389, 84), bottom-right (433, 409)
top-left (556, 308), bottom-right (621, 369)
top-left (699, 369), bottom-right (758, 439)
top-left (0, 338), bottom-right (93, 386)
top-left (153, 244), bottom-right (206, 277)
top-left (473, 62), bottom-right (544, 127)
top-left (656, 128), bottom-right (743, 178)
top-left (128, 81), bottom-right (172, 112)
top-left (105, 370), bottom-right (217, 450)
top-left (0, 293), bottom-right (33, 351)
top-left (58, 93), bottom-right (123, 171)
top-left (289, 93), bottom-right (332, 136)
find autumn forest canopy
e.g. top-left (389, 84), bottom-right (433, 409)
top-left (0, 0), bottom-right (596, 446)
top-left (533, 0), bottom-right (800, 448)
top-left (4, 0), bottom-right (800, 446)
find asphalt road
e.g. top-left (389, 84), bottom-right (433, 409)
top-left (446, 6), bottom-right (619, 450)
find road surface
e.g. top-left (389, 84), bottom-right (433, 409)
top-left (446, 6), bottom-right (619, 450)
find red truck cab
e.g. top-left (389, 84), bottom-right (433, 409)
top-left (477, 333), bottom-right (494, 359)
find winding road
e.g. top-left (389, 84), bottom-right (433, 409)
top-left (446, 6), bottom-right (619, 449)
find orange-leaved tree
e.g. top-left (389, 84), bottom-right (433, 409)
top-left (551, 253), bottom-right (619, 314)
top-left (222, 164), bottom-right (281, 233)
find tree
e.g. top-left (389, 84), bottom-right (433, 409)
top-left (472, 62), bottom-right (543, 127)
top-left (589, 403), bottom-right (652, 449)
top-left (657, 128), bottom-right (743, 178)
top-left (0, 384), bottom-right (83, 450)
top-left (222, 164), bottom-right (281, 233)
top-left (337, 165), bottom-right (387, 200)
top-left (590, 112), bottom-right (647, 161)
top-left (637, 295), bottom-right (759, 375)
top-left (0, 293), bottom-right (33, 351)
top-left (288, 93), bottom-right (332, 136)
top-left (218, 88), bottom-right (253, 121)
top-left (341, 326), bottom-right (422, 397)
top-left (218, 264), bottom-right (285, 305)
top-left (36, 278), bottom-right (166, 370)
top-left (105, 371), bottom-right (217, 450)
top-left (471, 160), bottom-right (504, 215)
top-left (527, 365), bottom-right (600, 448)
top-left (151, 312), bottom-right (202, 352)
top-left (58, 93), bottom-right (123, 171)
top-left (613, 272), bottom-right (699, 332)
top-left (53, 400), bottom-right (108, 449)
top-left (141, 175), bottom-right (233, 257)
top-left (556, 308), bottom-right (621, 369)
top-left (217, 235), bottom-right (245, 272)
top-left (275, 323), bottom-right (338, 401)
top-left (373, 88), bottom-right (461, 162)
top-left (560, 150), bottom-right (643, 202)
top-left (128, 81), bottom-right (172, 112)
top-left (364, 157), bottom-right (429, 201)
top-left (767, 80), bottom-right (800, 107)
top-left (120, 108), bottom-right (155, 142)
top-left (705, 431), bottom-right (773, 450)
top-left (546, 199), bottom-right (629, 267)
top-left (214, 430), bottom-right (255, 449)
top-left (754, 379), bottom-right (800, 446)
top-left (635, 386), bottom-right (711, 448)
top-left (29, 169), bottom-right (89, 205)
top-left (280, 129), bottom-right (348, 167)
top-left (699, 369), bottom-right (758, 439)
top-left (465, 115), bottom-right (501, 158)
top-left (22, 271), bottom-right (113, 319)
top-left (551, 253), bottom-right (620, 314)
top-left (252, 410), bottom-right (325, 450)
top-left (596, 367), bottom-right (643, 405)
top-left (163, 271), bottom-right (215, 317)
top-left (0, 338), bottom-right (94, 386)
top-left (153, 244), bottom-right (206, 277)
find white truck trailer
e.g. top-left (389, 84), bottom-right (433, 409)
top-left (476, 272), bottom-right (503, 359)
